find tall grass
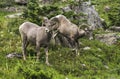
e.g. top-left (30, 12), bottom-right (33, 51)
top-left (1, 17), bottom-right (120, 78)
top-left (0, 0), bottom-right (120, 78)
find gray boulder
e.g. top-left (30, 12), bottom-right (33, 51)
top-left (109, 26), bottom-right (120, 32)
top-left (104, 6), bottom-right (111, 12)
top-left (6, 52), bottom-right (22, 59)
top-left (5, 6), bottom-right (25, 12)
top-left (40, 1), bottom-right (104, 30)
top-left (83, 46), bottom-right (91, 50)
top-left (68, 1), bottom-right (104, 30)
top-left (95, 33), bottom-right (120, 45)
top-left (15, 0), bottom-right (27, 5)
top-left (5, 13), bottom-right (23, 18)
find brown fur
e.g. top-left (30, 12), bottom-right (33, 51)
top-left (19, 21), bottom-right (51, 65)
top-left (50, 15), bottom-right (85, 54)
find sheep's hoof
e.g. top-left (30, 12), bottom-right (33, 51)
top-left (36, 59), bottom-right (40, 62)
top-left (23, 58), bottom-right (26, 60)
top-left (71, 48), bottom-right (76, 52)
top-left (46, 62), bottom-right (52, 66)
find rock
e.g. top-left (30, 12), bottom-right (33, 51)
top-left (97, 48), bottom-right (102, 51)
top-left (15, 0), bottom-right (27, 5)
top-left (41, 1), bottom-right (104, 30)
top-left (69, 1), bottom-right (104, 30)
top-left (5, 7), bottom-right (17, 12)
top-left (83, 46), bottom-right (91, 50)
top-left (5, 13), bottom-right (23, 18)
top-left (95, 33), bottom-right (120, 45)
top-left (6, 52), bottom-right (22, 59)
top-left (62, 0), bottom-right (67, 2)
top-left (62, 6), bottom-right (72, 12)
top-left (41, 0), bottom-right (52, 4)
top-left (109, 26), bottom-right (120, 32)
top-left (104, 5), bottom-right (110, 12)
top-left (81, 64), bottom-right (86, 67)
top-left (5, 6), bottom-right (25, 12)
top-left (104, 65), bottom-right (109, 69)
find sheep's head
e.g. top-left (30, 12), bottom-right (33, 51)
top-left (49, 17), bottom-right (59, 30)
top-left (42, 17), bottom-right (50, 26)
top-left (42, 17), bottom-right (53, 32)
top-left (79, 29), bottom-right (86, 37)
top-left (49, 14), bottom-right (69, 30)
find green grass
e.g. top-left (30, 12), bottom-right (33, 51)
top-left (0, 23), bottom-right (120, 79)
top-left (91, 0), bottom-right (120, 27)
top-left (0, 0), bottom-right (120, 78)
top-left (0, 37), bottom-right (120, 79)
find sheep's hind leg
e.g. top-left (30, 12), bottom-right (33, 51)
top-left (45, 47), bottom-right (51, 66)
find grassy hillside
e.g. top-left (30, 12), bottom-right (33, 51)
top-left (0, 0), bottom-right (120, 79)
top-left (91, 0), bottom-right (120, 27)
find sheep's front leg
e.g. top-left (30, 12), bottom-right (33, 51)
top-left (22, 36), bottom-right (28, 60)
top-left (45, 47), bottom-right (50, 66)
top-left (67, 38), bottom-right (73, 48)
top-left (75, 40), bottom-right (79, 55)
top-left (36, 42), bottom-right (40, 61)
top-left (75, 40), bottom-right (79, 48)
top-left (70, 38), bottom-right (79, 55)
top-left (69, 37), bottom-right (76, 48)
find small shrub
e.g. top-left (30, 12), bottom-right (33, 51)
top-left (108, 6), bottom-right (120, 26)
top-left (7, 18), bottom-right (24, 35)
top-left (0, 0), bottom-right (15, 8)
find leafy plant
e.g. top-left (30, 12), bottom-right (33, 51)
top-left (23, 0), bottom-right (62, 25)
top-left (0, 0), bottom-right (15, 8)
top-left (0, 0), bottom-right (120, 79)
top-left (107, 5), bottom-right (120, 26)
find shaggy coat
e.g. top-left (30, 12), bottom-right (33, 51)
top-left (50, 15), bottom-right (85, 53)
top-left (19, 22), bottom-right (51, 65)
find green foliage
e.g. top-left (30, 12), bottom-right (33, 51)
top-left (0, 0), bottom-right (120, 79)
top-left (17, 63), bottom-right (53, 79)
top-left (23, 0), bottom-right (62, 25)
top-left (38, 5), bottom-right (61, 18)
top-left (23, 0), bottom-right (86, 26)
top-left (7, 18), bottom-right (24, 35)
top-left (23, 0), bottom-right (41, 25)
top-left (63, 11), bottom-right (87, 25)
top-left (92, 0), bottom-right (120, 27)
top-left (67, 0), bottom-right (81, 6)
top-left (48, 38), bottom-right (120, 78)
top-left (107, 5), bottom-right (120, 26)
top-left (0, 0), bottom-right (15, 8)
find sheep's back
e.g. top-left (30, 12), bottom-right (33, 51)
top-left (36, 27), bottom-right (51, 46)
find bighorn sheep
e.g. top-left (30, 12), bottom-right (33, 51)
top-left (19, 21), bottom-right (52, 65)
top-left (49, 14), bottom-right (85, 54)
